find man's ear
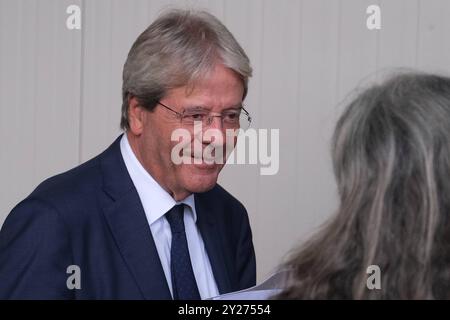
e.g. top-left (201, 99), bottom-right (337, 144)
top-left (128, 96), bottom-right (145, 135)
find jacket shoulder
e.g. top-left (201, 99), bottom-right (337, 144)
top-left (30, 153), bottom-right (103, 201)
top-left (204, 184), bottom-right (246, 211)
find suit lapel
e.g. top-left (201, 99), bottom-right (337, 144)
top-left (195, 193), bottom-right (232, 294)
top-left (99, 135), bottom-right (171, 300)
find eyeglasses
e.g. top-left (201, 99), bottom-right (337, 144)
top-left (156, 101), bottom-right (252, 129)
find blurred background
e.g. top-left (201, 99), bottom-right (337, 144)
top-left (1, 0), bottom-right (450, 282)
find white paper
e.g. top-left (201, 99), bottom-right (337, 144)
top-left (209, 269), bottom-right (288, 300)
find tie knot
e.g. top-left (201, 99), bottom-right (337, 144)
top-left (166, 204), bottom-right (185, 234)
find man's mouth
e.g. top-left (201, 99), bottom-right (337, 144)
top-left (190, 154), bottom-right (219, 166)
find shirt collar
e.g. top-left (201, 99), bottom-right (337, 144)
top-left (120, 133), bottom-right (197, 225)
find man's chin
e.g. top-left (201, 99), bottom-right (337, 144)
top-left (180, 165), bottom-right (222, 193)
top-left (187, 182), bottom-right (217, 194)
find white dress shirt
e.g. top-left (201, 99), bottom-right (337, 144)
top-left (120, 134), bottom-right (219, 299)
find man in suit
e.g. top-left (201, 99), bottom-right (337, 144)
top-left (0, 9), bottom-right (256, 299)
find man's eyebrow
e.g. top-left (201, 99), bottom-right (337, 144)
top-left (223, 104), bottom-right (243, 111)
top-left (184, 104), bottom-right (243, 111)
top-left (184, 105), bottom-right (210, 111)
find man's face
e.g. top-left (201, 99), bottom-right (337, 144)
top-left (132, 64), bottom-right (244, 200)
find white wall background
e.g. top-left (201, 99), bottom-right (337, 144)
top-left (1, 0), bottom-right (450, 282)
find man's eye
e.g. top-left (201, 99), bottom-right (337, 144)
top-left (224, 113), bottom-right (239, 121)
top-left (187, 113), bottom-right (205, 120)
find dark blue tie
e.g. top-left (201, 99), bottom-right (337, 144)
top-left (165, 204), bottom-right (201, 300)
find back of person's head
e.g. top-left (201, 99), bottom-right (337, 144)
top-left (276, 72), bottom-right (450, 299)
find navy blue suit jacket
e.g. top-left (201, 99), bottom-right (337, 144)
top-left (0, 136), bottom-right (256, 299)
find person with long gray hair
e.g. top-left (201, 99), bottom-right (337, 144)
top-left (276, 72), bottom-right (450, 299)
top-left (0, 9), bottom-right (256, 299)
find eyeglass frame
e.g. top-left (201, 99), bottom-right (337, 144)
top-left (156, 101), bottom-right (252, 128)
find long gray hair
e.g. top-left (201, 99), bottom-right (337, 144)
top-left (276, 72), bottom-right (450, 299)
top-left (120, 9), bottom-right (252, 130)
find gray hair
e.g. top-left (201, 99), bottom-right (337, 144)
top-left (120, 9), bottom-right (252, 130)
top-left (276, 72), bottom-right (450, 299)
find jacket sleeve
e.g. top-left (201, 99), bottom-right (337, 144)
top-left (235, 207), bottom-right (257, 290)
top-left (0, 197), bottom-right (74, 299)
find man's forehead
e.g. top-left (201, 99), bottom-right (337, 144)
top-left (164, 85), bottom-right (243, 110)
top-left (181, 65), bottom-right (244, 94)
top-left (183, 103), bottom-right (243, 111)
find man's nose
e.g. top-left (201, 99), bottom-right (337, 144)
top-left (206, 115), bottom-right (224, 130)
top-left (202, 117), bottom-right (226, 146)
